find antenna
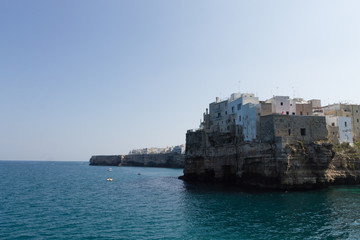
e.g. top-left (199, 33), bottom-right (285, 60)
top-left (292, 87), bottom-right (295, 98)
top-left (238, 80), bottom-right (241, 93)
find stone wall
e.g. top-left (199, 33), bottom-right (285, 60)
top-left (296, 103), bottom-right (312, 116)
top-left (260, 115), bottom-right (327, 144)
top-left (323, 104), bottom-right (360, 141)
top-left (260, 102), bottom-right (272, 116)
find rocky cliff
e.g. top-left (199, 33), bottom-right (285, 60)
top-left (121, 153), bottom-right (184, 168)
top-left (179, 130), bottom-right (360, 189)
top-left (89, 153), bottom-right (184, 168)
top-left (89, 155), bottom-right (123, 166)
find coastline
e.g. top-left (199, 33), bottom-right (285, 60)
top-left (89, 153), bottom-right (184, 168)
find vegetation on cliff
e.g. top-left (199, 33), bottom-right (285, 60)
top-left (182, 129), bottom-right (360, 189)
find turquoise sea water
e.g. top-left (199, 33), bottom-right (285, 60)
top-left (1, 161), bottom-right (360, 239)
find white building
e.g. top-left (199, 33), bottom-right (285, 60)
top-left (209, 97), bottom-right (229, 132)
top-left (207, 93), bottom-right (259, 133)
top-left (226, 93), bottom-right (260, 141)
top-left (241, 103), bottom-right (260, 141)
top-left (326, 116), bottom-right (353, 144)
top-left (228, 93), bottom-right (259, 126)
top-left (268, 96), bottom-right (296, 115)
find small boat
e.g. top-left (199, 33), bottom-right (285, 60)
top-left (107, 178), bottom-right (113, 181)
top-left (108, 168), bottom-right (112, 172)
top-left (137, 173), bottom-right (141, 175)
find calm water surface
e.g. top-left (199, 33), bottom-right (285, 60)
top-left (1, 161), bottom-right (360, 239)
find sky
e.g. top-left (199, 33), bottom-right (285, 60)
top-left (1, 0), bottom-right (360, 161)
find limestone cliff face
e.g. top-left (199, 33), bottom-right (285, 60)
top-left (89, 153), bottom-right (184, 168)
top-left (180, 130), bottom-right (360, 189)
top-left (89, 155), bottom-right (123, 166)
top-left (121, 153), bottom-right (184, 168)
top-left (324, 144), bottom-right (360, 184)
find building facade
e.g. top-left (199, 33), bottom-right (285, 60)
top-left (325, 116), bottom-right (353, 144)
top-left (201, 92), bottom-right (359, 145)
top-left (260, 115), bottom-right (327, 145)
top-left (323, 104), bottom-right (360, 141)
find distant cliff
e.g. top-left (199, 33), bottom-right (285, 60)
top-left (89, 153), bottom-right (184, 168)
top-left (179, 130), bottom-right (360, 189)
top-left (89, 155), bottom-right (123, 166)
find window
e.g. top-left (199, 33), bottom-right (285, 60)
top-left (218, 113), bottom-right (221, 117)
top-left (332, 123), bottom-right (335, 127)
top-left (333, 132), bottom-right (335, 135)
top-left (288, 129), bottom-right (291, 136)
top-left (307, 112), bottom-right (309, 115)
top-left (232, 106), bottom-right (234, 113)
top-left (301, 128), bottom-right (306, 136)
top-left (357, 119), bottom-right (359, 123)
top-left (237, 104), bottom-right (241, 110)
top-left (281, 102), bottom-right (283, 106)
top-left (292, 112), bottom-right (295, 115)
top-left (300, 111), bottom-right (303, 115)
top-left (286, 111), bottom-right (289, 115)
top-left (345, 122), bottom-right (347, 127)
top-left (225, 111), bottom-right (227, 115)
top-left (239, 116), bottom-right (241, 121)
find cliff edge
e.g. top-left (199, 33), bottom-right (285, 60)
top-left (179, 130), bottom-right (360, 189)
top-left (89, 153), bottom-right (184, 168)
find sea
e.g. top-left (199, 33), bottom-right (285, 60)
top-left (1, 161), bottom-right (360, 240)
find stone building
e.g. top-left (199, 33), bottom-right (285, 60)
top-left (294, 98), bottom-right (312, 116)
top-left (260, 97), bottom-right (322, 117)
top-left (207, 93), bottom-right (259, 134)
top-left (295, 98), bottom-right (322, 116)
top-left (202, 93), bottom-right (359, 145)
top-left (241, 103), bottom-right (261, 141)
top-left (267, 96), bottom-right (296, 115)
top-left (259, 101), bottom-right (272, 116)
top-left (323, 104), bottom-right (360, 140)
top-left (228, 93), bottom-right (259, 125)
top-left (260, 115), bottom-right (327, 145)
top-left (208, 97), bottom-right (229, 132)
top-left (325, 116), bottom-right (353, 144)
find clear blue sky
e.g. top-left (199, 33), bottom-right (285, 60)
top-left (1, 0), bottom-right (360, 161)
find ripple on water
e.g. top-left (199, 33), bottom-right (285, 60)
top-left (1, 162), bottom-right (360, 239)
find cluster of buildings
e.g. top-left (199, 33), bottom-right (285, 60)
top-left (200, 93), bottom-right (360, 145)
top-left (128, 145), bottom-right (185, 155)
